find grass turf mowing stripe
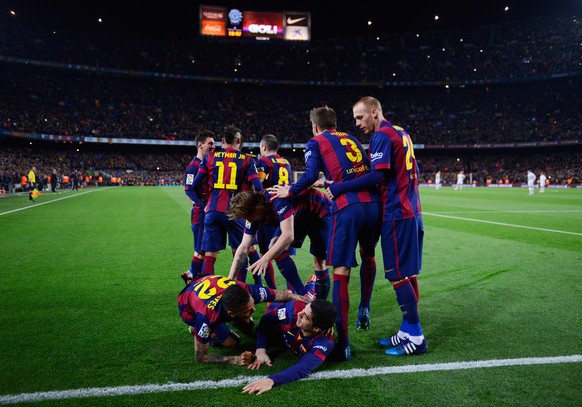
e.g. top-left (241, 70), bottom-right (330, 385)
top-left (424, 212), bottom-right (582, 236)
top-left (1, 355), bottom-right (580, 405)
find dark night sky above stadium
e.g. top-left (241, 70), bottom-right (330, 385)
top-left (3, 0), bottom-right (579, 39)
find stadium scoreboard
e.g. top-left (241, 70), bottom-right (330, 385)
top-left (199, 5), bottom-right (310, 41)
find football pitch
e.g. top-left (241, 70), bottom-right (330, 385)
top-left (0, 186), bottom-right (580, 406)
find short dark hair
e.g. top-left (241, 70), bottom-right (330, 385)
top-left (310, 300), bottom-right (337, 331)
top-left (260, 134), bottom-right (279, 152)
top-left (196, 130), bottom-right (215, 145)
top-left (223, 126), bottom-right (242, 145)
top-left (221, 283), bottom-right (251, 311)
top-left (309, 106), bottom-right (337, 130)
top-left (227, 190), bottom-right (267, 220)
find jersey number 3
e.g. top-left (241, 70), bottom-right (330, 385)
top-left (340, 138), bottom-right (363, 163)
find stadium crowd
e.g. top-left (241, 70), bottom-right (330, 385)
top-left (1, 144), bottom-right (580, 192)
top-left (0, 13), bottom-right (578, 82)
top-left (1, 65), bottom-right (579, 145)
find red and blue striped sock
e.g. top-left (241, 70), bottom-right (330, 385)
top-left (333, 273), bottom-right (351, 347)
top-left (202, 255), bottom-right (216, 276)
top-left (359, 255), bottom-right (376, 309)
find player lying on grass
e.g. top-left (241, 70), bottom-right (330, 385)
top-left (242, 295), bottom-right (337, 395)
top-left (178, 275), bottom-right (308, 364)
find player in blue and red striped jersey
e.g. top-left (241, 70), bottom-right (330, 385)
top-left (178, 274), bottom-right (307, 364)
top-left (330, 96), bottom-right (426, 356)
top-left (227, 188), bottom-right (332, 300)
top-left (242, 298), bottom-right (337, 394)
top-left (183, 130), bottom-right (215, 281)
top-left (270, 106), bottom-right (380, 361)
top-left (254, 134), bottom-right (293, 290)
top-left (189, 126), bottom-right (264, 279)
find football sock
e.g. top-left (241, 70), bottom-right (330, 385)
top-left (315, 268), bottom-right (330, 300)
top-left (333, 273), bottom-right (350, 348)
top-left (202, 255), bottom-right (216, 276)
top-left (394, 279), bottom-right (423, 338)
top-left (191, 256), bottom-right (203, 279)
top-left (359, 255), bottom-right (376, 309)
top-left (275, 252), bottom-right (305, 295)
top-left (236, 257), bottom-right (249, 283)
top-left (409, 275), bottom-right (419, 300)
top-left (264, 261), bottom-right (277, 289)
top-left (247, 250), bottom-right (263, 286)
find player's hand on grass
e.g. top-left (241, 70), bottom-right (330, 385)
top-left (242, 378), bottom-right (275, 395)
top-left (247, 348), bottom-right (271, 370)
top-left (238, 351), bottom-right (256, 366)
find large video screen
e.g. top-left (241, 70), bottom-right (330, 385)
top-left (199, 5), bottom-right (310, 41)
top-left (242, 11), bottom-right (283, 39)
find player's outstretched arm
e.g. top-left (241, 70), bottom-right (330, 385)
top-left (228, 233), bottom-right (255, 279)
top-left (248, 216), bottom-right (294, 276)
top-left (273, 290), bottom-right (310, 303)
top-left (194, 341), bottom-right (254, 365)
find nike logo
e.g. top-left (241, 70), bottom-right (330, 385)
top-left (287, 17), bottom-right (306, 25)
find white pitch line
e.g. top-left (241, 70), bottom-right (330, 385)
top-left (0, 355), bottom-right (580, 405)
top-left (424, 212), bottom-right (582, 236)
top-left (0, 188), bottom-right (110, 216)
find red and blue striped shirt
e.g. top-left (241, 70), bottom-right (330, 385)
top-left (290, 130), bottom-right (378, 212)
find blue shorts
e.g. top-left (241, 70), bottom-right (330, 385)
top-left (273, 215), bottom-right (330, 259)
top-left (192, 210), bottom-right (205, 254)
top-left (381, 215), bottom-right (424, 281)
top-left (202, 211), bottom-right (245, 252)
top-left (327, 202), bottom-right (380, 268)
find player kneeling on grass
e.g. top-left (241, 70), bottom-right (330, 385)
top-left (242, 298), bottom-right (337, 395)
top-left (178, 275), bottom-right (308, 364)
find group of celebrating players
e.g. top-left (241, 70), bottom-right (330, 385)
top-left (177, 96), bottom-right (425, 395)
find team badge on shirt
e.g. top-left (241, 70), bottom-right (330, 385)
top-left (245, 220), bottom-right (252, 229)
top-left (277, 308), bottom-right (287, 320)
top-left (186, 174), bottom-right (194, 185)
top-left (198, 323), bottom-right (211, 338)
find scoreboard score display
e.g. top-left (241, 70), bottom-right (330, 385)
top-left (199, 5), bottom-right (310, 41)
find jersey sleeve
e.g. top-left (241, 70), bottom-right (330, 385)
top-left (247, 284), bottom-right (277, 304)
top-left (289, 139), bottom-right (320, 196)
top-left (369, 132), bottom-right (392, 171)
top-left (271, 197), bottom-right (295, 222)
top-left (256, 157), bottom-right (269, 183)
top-left (243, 219), bottom-right (260, 236)
top-left (268, 337), bottom-right (333, 386)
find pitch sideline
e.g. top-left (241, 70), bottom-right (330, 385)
top-left (0, 187), bottom-right (113, 217)
top-left (424, 212), bottom-right (582, 236)
top-left (0, 355), bottom-right (580, 404)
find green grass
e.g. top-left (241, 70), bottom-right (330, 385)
top-left (1, 186), bottom-right (581, 406)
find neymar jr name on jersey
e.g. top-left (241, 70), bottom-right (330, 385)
top-left (214, 151), bottom-right (246, 159)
